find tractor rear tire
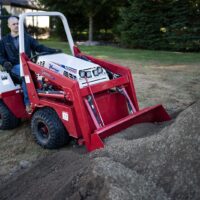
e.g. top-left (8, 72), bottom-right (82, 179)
top-left (0, 101), bottom-right (20, 130)
top-left (31, 107), bottom-right (69, 149)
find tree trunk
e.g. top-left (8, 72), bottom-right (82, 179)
top-left (88, 16), bottom-right (93, 45)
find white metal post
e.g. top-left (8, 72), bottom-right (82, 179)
top-left (19, 11), bottom-right (75, 76)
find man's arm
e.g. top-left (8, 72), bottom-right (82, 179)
top-left (28, 35), bottom-right (59, 53)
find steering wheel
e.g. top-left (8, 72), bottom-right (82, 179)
top-left (30, 51), bottom-right (61, 63)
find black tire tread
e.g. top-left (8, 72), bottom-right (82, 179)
top-left (31, 107), bottom-right (69, 149)
top-left (0, 100), bottom-right (20, 130)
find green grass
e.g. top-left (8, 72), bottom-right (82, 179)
top-left (40, 40), bottom-right (200, 65)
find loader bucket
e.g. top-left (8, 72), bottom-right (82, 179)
top-left (71, 51), bottom-right (171, 152)
top-left (87, 104), bottom-right (170, 151)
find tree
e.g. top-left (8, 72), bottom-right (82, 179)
top-left (117, 0), bottom-right (200, 51)
top-left (79, 0), bottom-right (108, 43)
top-left (117, 0), bottom-right (170, 49)
top-left (38, 0), bottom-right (127, 43)
top-left (1, 7), bottom-right (10, 37)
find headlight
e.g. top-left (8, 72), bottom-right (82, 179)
top-left (97, 67), bottom-right (103, 74)
top-left (79, 70), bottom-right (92, 78)
top-left (86, 71), bottom-right (92, 78)
top-left (79, 70), bottom-right (85, 78)
top-left (92, 69), bottom-right (99, 76)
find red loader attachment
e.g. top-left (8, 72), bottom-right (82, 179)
top-left (17, 12), bottom-right (171, 152)
top-left (74, 48), bottom-right (171, 151)
top-left (21, 45), bottom-right (170, 152)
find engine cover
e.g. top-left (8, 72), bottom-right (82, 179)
top-left (36, 53), bottom-right (109, 88)
top-left (0, 72), bottom-right (20, 93)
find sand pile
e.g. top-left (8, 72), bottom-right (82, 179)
top-left (0, 101), bottom-right (199, 200)
top-left (66, 100), bottom-right (200, 200)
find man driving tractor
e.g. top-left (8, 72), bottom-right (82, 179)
top-left (0, 16), bottom-right (60, 113)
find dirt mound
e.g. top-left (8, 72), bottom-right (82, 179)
top-left (0, 121), bottom-right (50, 184)
top-left (0, 101), bottom-right (199, 200)
top-left (66, 100), bottom-right (200, 200)
top-left (0, 148), bottom-right (89, 200)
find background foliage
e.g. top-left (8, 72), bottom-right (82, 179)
top-left (2, 0), bottom-right (200, 51)
top-left (38, 0), bottom-right (127, 41)
top-left (39, 0), bottom-right (200, 51)
top-left (1, 8), bottom-right (10, 36)
top-left (118, 0), bottom-right (200, 51)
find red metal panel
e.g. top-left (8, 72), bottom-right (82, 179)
top-left (2, 89), bottom-right (29, 118)
top-left (95, 92), bottom-right (129, 125)
top-left (38, 99), bottom-right (81, 138)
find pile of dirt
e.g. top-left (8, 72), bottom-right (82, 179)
top-left (0, 101), bottom-right (199, 200)
top-left (0, 149), bottom-right (89, 200)
top-left (0, 121), bottom-right (50, 184)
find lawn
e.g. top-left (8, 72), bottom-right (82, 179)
top-left (0, 39), bottom-right (199, 188)
top-left (40, 40), bottom-right (200, 65)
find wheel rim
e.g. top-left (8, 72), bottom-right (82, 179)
top-left (37, 121), bottom-right (49, 141)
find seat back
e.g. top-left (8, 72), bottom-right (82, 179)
top-left (10, 72), bottom-right (22, 84)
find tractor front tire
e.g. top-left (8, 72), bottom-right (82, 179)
top-left (31, 108), bottom-right (69, 149)
top-left (0, 101), bottom-right (20, 130)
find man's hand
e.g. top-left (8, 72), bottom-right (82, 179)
top-left (3, 62), bottom-right (13, 72)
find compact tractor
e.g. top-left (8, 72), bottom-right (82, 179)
top-left (0, 12), bottom-right (170, 151)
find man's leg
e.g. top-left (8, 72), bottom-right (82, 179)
top-left (11, 64), bottom-right (30, 107)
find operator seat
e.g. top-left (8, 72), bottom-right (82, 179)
top-left (10, 72), bottom-right (22, 84)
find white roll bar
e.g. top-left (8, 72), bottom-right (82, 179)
top-left (19, 12), bottom-right (75, 76)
